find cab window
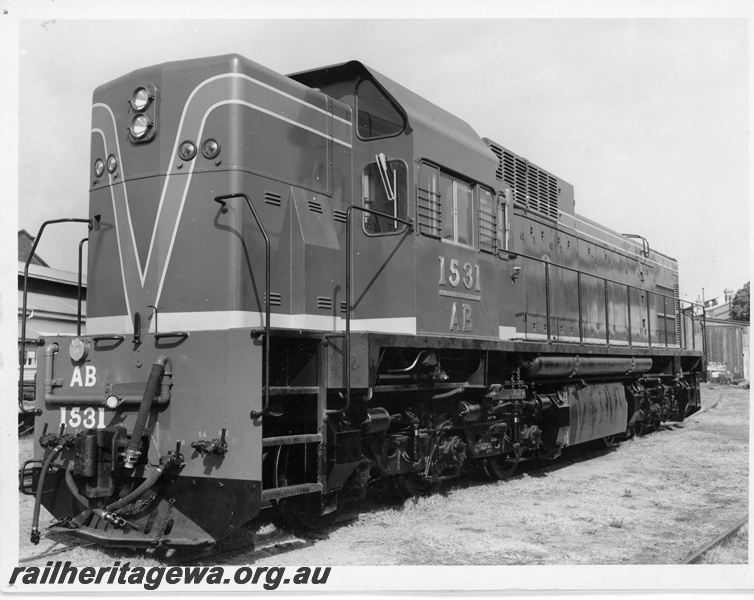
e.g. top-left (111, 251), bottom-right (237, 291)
top-left (356, 79), bottom-right (405, 140)
top-left (417, 162), bottom-right (474, 248)
top-left (362, 158), bottom-right (408, 234)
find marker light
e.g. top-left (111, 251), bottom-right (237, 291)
top-left (105, 395), bottom-right (121, 409)
top-left (106, 154), bottom-right (118, 173)
top-left (69, 338), bottom-right (89, 362)
top-left (201, 138), bottom-right (221, 160)
top-left (94, 159), bottom-right (105, 178)
top-left (130, 87), bottom-right (152, 112)
top-left (129, 114), bottom-right (152, 140)
top-left (178, 140), bottom-right (197, 161)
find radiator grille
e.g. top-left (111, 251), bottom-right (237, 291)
top-left (488, 141), bottom-right (559, 220)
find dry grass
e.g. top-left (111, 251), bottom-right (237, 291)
top-left (16, 384), bottom-right (749, 566)
top-left (697, 522), bottom-right (749, 564)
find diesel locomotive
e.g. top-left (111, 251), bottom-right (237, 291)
top-left (20, 54), bottom-right (703, 547)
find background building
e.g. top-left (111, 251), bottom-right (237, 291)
top-left (682, 288), bottom-right (749, 382)
top-left (703, 288), bottom-right (736, 320)
top-left (18, 230), bottom-right (87, 402)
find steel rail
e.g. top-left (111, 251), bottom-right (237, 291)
top-left (683, 515), bottom-right (749, 564)
top-left (19, 542), bottom-right (97, 564)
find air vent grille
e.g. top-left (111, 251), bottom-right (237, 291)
top-left (478, 206), bottom-right (497, 253)
top-left (416, 185), bottom-right (442, 237)
top-left (488, 141), bottom-right (559, 221)
top-left (265, 292), bottom-right (282, 306)
top-left (317, 296), bottom-right (333, 310)
top-left (307, 200), bottom-right (323, 214)
top-left (264, 192), bottom-right (282, 207)
top-left (333, 210), bottom-right (347, 223)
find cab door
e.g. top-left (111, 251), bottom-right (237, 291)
top-left (348, 149), bottom-right (416, 335)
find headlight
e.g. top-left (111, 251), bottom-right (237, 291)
top-left (106, 154), bottom-right (118, 173)
top-left (94, 159), bottom-right (105, 178)
top-left (178, 140), bottom-right (197, 161)
top-left (130, 87), bottom-right (152, 112)
top-left (105, 395), bottom-right (122, 409)
top-left (201, 138), bottom-right (221, 159)
top-left (129, 114), bottom-right (152, 140)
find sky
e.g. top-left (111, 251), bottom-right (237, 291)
top-left (5, 8), bottom-right (750, 309)
top-left (5, 9), bottom-right (749, 310)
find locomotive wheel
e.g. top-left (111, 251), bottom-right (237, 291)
top-left (391, 474), bottom-right (441, 501)
top-left (483, 454), bottom-right (519, 481)
top-left (268, 444), bottom-right (340, 531)
top-left (276, 495), bottom-right (339, 531)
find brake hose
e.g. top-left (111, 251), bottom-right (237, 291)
top-left (124, 355), bottom-right (167, 469)
top-left (30, 445), bottom-right (64, 544)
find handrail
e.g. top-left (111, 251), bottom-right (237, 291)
top-left (504, 248), bottom-right (697, 350)
top-left (77, 237), bottom-right (88, 336)
top-left (502, 249), bottom-right (684, 305)
top-left (340, 205), bottom-right (413, 413)
top-left (622, 233), bottom-right (650, 258)
top-left (680, 306), bottom-right (707, 353)
top-left (19, 218), bottom-right (92, 415)
top-left (214, 194), bottom-right (270, 419)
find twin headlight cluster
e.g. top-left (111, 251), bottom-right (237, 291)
top-left (128, 85), bottom-right (157, 142)
top-left (93, 85), bottom-right (222, 179)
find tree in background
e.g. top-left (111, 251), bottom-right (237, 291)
top-left (729, 282), bottom-right (749, 322)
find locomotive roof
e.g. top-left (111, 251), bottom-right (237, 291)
top-left (290, 61), bottom-right (499, 186)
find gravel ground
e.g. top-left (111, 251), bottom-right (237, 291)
top-left (16, 384), bottom-right (749, 568)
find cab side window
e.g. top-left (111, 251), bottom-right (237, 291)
top-left (417, 162), bottom-right (474, 248)
top-left (362, 159), bottom-right (408, 234)
top-left (356, 80), bottom-right (406, 140)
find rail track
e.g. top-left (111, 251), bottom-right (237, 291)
top-left (683, 515), bottom-right (749, 564)
top-left (17, 437), bottom-right (620, 566)
top-left (18, 387), bottom-right (742, 567)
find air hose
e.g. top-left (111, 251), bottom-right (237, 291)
top-left (124, 355), bottom-right (167, 469)
top-left (66, 458), bottom-right (172, 529)
top-left (31, 445), bottom-right (64, 544)
top-left (106, 463), bottom-right (166, 511)
top-left (64, 464), bottom-right (90, 507)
